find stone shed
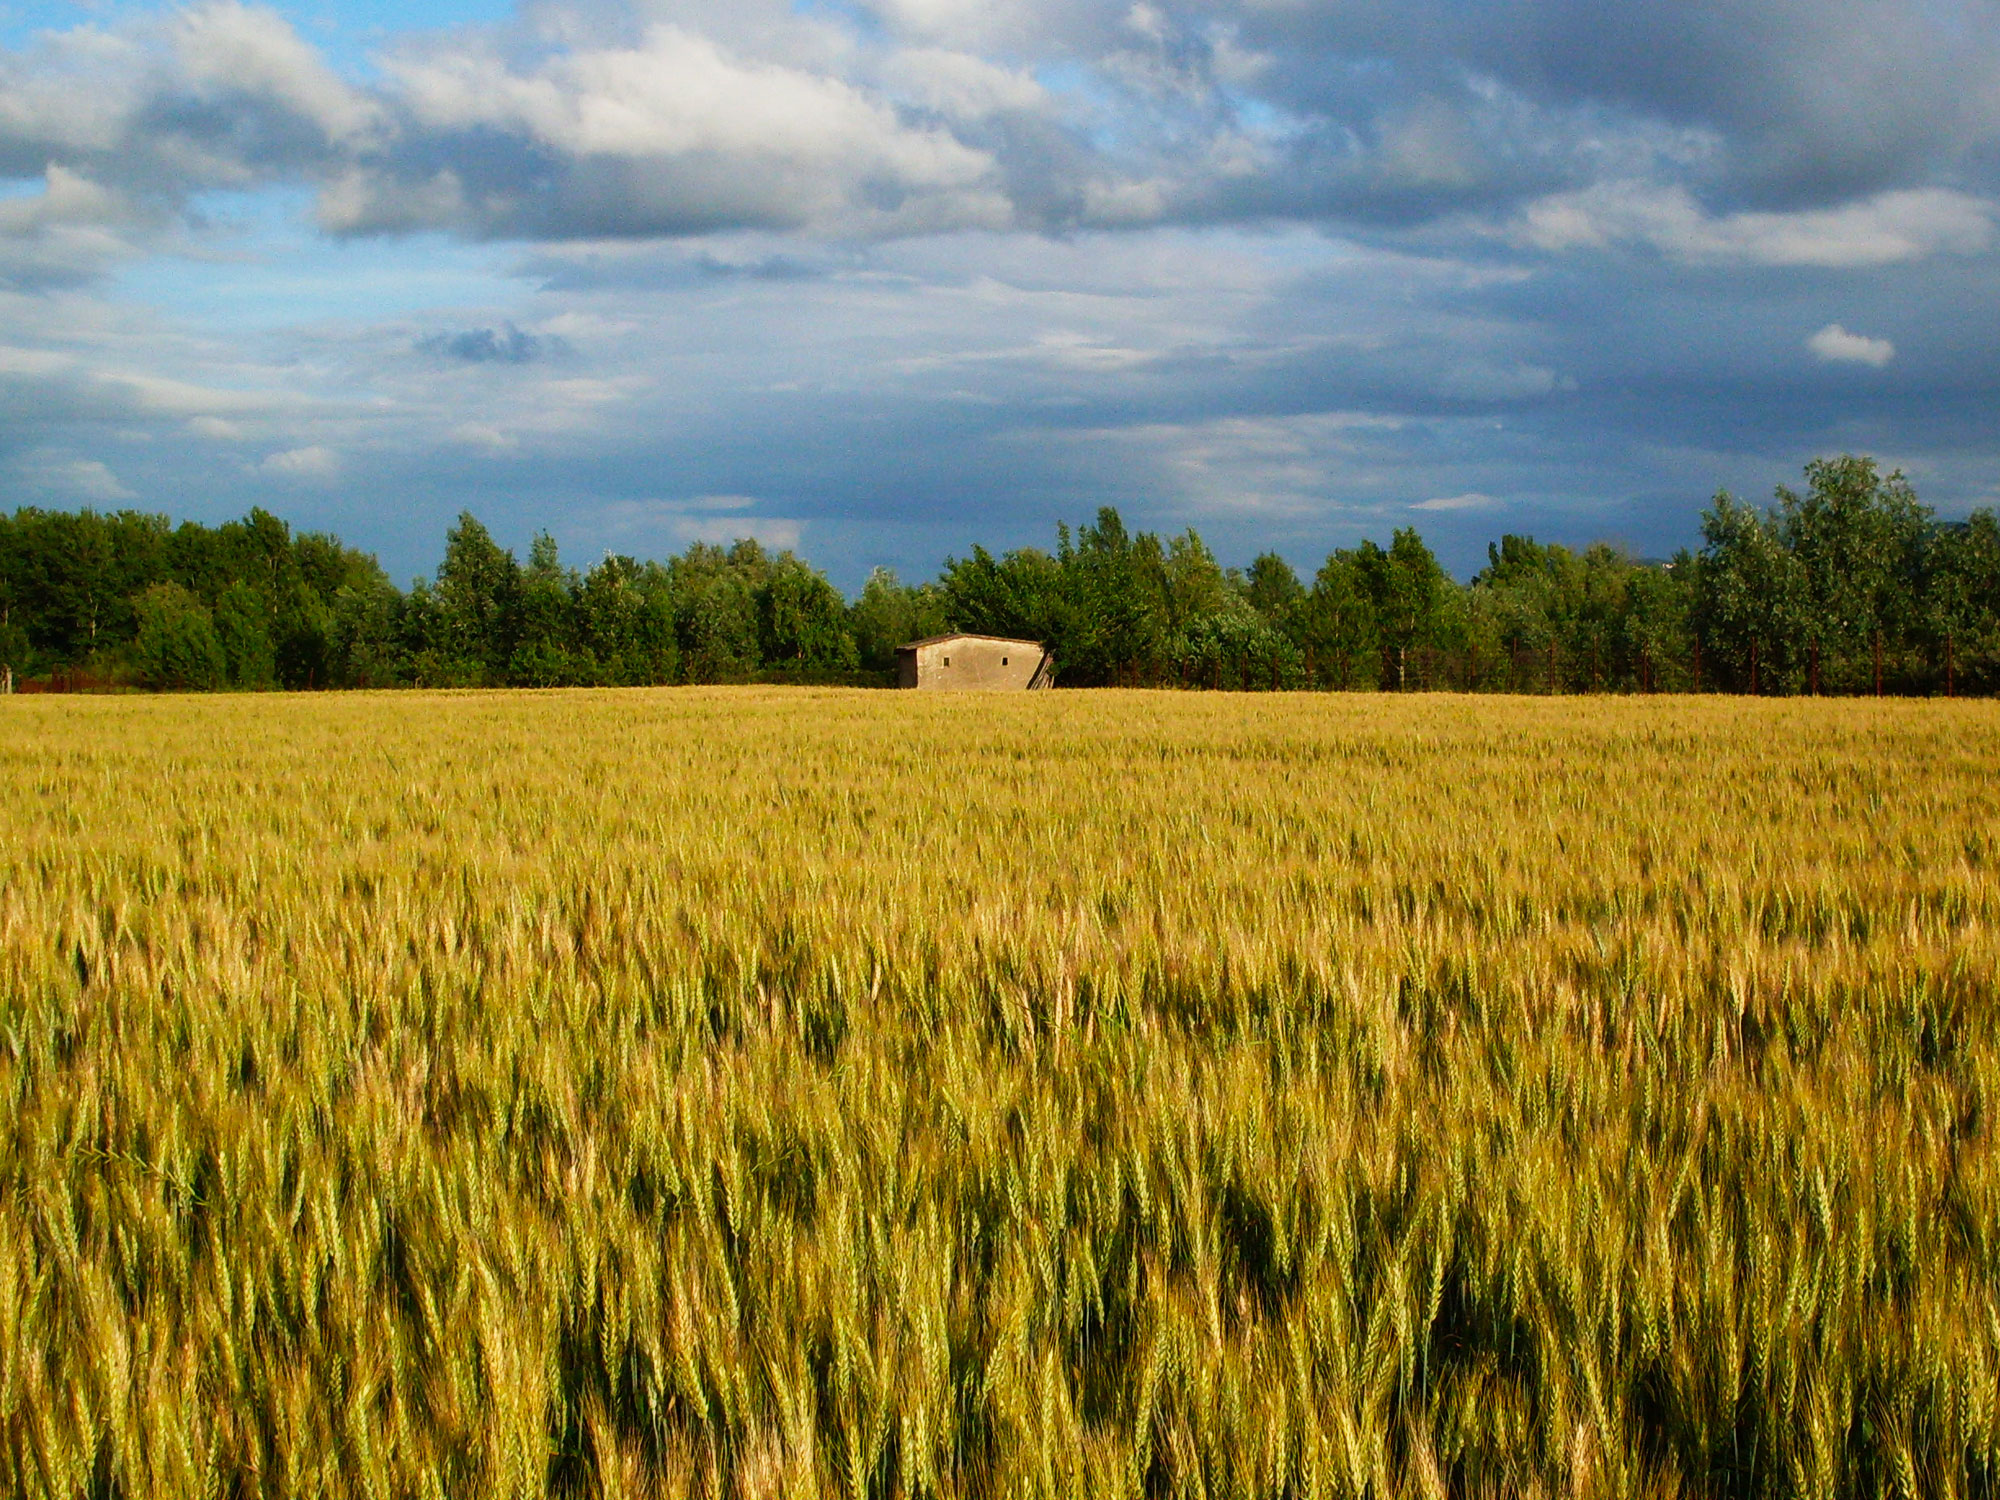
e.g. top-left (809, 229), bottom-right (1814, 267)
top-left (896, 633), bottom-right (1055, 690)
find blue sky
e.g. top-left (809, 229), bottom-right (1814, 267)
top-left (3, 0), bottom-right (1998, 587)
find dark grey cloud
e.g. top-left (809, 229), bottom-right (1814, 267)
top-left (417, 321), bottom-right (555, 362)
top-left (1195, 0), bottom-right (2000, 209)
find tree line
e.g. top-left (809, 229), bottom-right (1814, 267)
top-left (2, 455), bottom-right (1995, 694)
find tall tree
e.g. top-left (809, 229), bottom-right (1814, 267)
top-left (1056, 507), bottom-right (1163, 684)
top-left (670, 545), bottom-right (761, 682)
top-left (759, 556), bottom-right (859, 672)
top-left (1777, 456), bottom-right (1928, 690)
top-left (132, 582), bottom-right (225, 690)
top-left (511, 532), bottom-right (589, 686)
top-left (850, 568), bottom-right (948, 672)
top-left (938, 545), bottom-right (1068, 649)
top-left (434, 513), bottom-right (521, 685)
top-left (1243, 552), bottom-right (1306, 636)
top-left (1697, 493), bottom-right (1809, 693)
top-left (1356, 528), bottom-right (1447, 690)
top-left (213, 581), bottom-right (276, 688)
top-left (1303, 551), bottom-right (1380, 689)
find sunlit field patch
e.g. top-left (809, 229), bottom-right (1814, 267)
top-left (2, 689), bottom-right (1997, 1498)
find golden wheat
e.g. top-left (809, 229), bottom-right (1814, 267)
top-left (1, 689), bottom-right (1995, 1498)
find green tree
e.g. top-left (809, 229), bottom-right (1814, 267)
top-left (851, 568), bottom-right (949, 673)
top-left (623, 563), bottom-right (681, 684)
top-left (1302, 551), bottom-right (1380, 688)
top-left (274, 583), bottom-right (338, 689)
top-left (671, 545), bottom-right (761, 682)
top-left (511, 533), bottom-right (591, 687)
top-left (1243, 552), bottom-right (1306, 638)
top-left (213, 581), bottom-right (276, 688)
top-left (1169, 600), bottom-right (1301, 688)
top-left (6, 509), bottom-right (169, 664)
top-left (434, 513), bottom-right (521, 685)
top-left (939, 545), bottom-right (1068, 651)
top-left (1157, 531), bottom-right (1230, 637)
top-left (1776, 456), bottom-right (1928, 691)
top-left (1696, 493), bottom-right (1808, 693)
top-left (132, 582), bottom-right (226, 690)
top-left (759, 558), bottom-right (859, 673)
top-left (1924, 510), bottom-right (2000, 694)
top-left (0, 512), bottom-right (27, 680)
top-left (1055, 508), bottom-right (1165, 684)
top-left (1356, 528), bottom-right (1448, 690)
top-left (328, 577), bottom-right (403, 688)
top-left (1621, 558), bottom-right (1696, 692)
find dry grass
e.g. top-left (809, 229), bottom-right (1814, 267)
top-left (1, 688), bottom-right (1996, 1498)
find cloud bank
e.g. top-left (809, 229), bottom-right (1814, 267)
top-left (9, 0), bottom-right (2000, 255)
top-left (0, 0), bottom-right (1995, 583)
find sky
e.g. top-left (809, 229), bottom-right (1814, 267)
top-left (3, 0), bottom-right (1998, 587)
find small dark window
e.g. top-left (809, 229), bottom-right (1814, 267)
top-left (1002, 656), bottom-right (1009, 665)
top-left (944, 656), bottom-right (950, 666)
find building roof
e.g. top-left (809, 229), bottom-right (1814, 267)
top-left (895, 632), bottom-right (1046, 652)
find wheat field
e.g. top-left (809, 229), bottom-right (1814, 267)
top-left (1, 689), bottom-right (1996, 1499)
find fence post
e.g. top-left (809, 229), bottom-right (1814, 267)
top-left (1947, 633), bottom-right (1955, 699)
top-left (1874, 631), bottom-right (1882, 697)
top-left (1548, 639), bottom-right (1558, 695)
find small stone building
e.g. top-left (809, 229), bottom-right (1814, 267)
top-left (896, 633), bottom-right (1054, 690)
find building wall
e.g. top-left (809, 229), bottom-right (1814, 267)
top-left (898, 637), bottom-right (1050, 690)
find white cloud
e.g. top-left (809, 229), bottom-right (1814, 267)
top-left (342, 24), bottom-right (1004, 238)
top-left (1808, 323), bottom-right (1896, 366)
top-left (602, 495), bottom-right (765, 535)
top-left (0, 344), bottom-right (75, 378)
top-left (260, 444), bottom-right (339, 480)
top-left (880, 47), bottom-right (1050, 119)
top-left (172, 0), bottom-right (379, 143)
top-left (0, 166), bottom-right (150, 286)
top-left (16, 453), bottom-right (136, 502)
top-left (107, 372), bottom-right (295, 417)
top-left (1517, 183), bottom-right (1996, 267)
top-left (857, 0), bottom-right (1056, 50)
top-left (0, 167), bottom-right (127, 235)
top-left (449, 422), bottom-right (517, 451)
top-left (1413, 491), bottom-right (1502, 511)
top-left (672, 516), bottom-right (803, 548)
top-left (1058, 411), bottom-right (1414, 517)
